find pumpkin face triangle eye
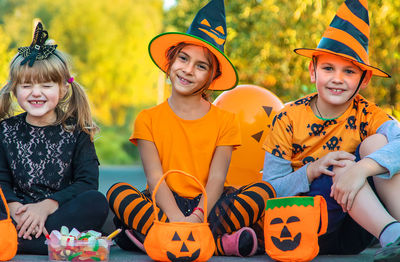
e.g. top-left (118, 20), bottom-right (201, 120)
top-left (172, 232), bottom-right (181, 241)
top-left (187, 232), bottom-right (195, 241)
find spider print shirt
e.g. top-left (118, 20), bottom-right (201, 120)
top-left (263, 93), bottom-right (393, 171)
top-left (0, 113), bottom-right (99, 205)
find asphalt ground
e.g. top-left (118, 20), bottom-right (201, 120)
top-left (12, 166), bottom-right (378, 261)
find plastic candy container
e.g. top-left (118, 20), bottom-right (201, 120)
top-left (47, 226), bottom-right (111, 261)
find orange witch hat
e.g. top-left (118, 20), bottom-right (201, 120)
top-left (148, 0), bottom-right (238, 90)
top-left (294, 0), bottom-right (390, 78)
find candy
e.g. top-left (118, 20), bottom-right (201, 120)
top-left (47, 226), bottom-right (111, 261)
top-left (60, 226), bottom-right (69, 236)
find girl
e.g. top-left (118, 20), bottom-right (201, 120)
top-left (107, 0), bottom-right (275, 257)
top-left (0, 22), bottom-right (109, 254)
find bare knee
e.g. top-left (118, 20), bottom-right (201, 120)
top-left (359, 134), bottom-right (387, 158)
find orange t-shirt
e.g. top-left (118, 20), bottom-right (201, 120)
top-left (131, 101), bottom-right (241, 198)
top-left (263, 93), bottom-right (393, 171)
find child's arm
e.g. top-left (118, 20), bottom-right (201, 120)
top-left (364, 120), bottom-right (400, 178)
top-left (137, 139), bottom-right (186, 222)
top-left (0, 144), bottom-right (21, 203)
top-left (263, 152), bottom-right (309, 197)
top-left (263, 151), bottom-right (355, 197)
top-left (331, 120), bottom-right (400, 211)
top-left (192, 145), bottom-right (232, 223)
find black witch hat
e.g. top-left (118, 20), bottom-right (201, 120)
top-left (18, 22), bottom-right (57, 67)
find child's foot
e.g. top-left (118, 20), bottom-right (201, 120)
top-left (221, 227), bottom-right (257, 257)
top-left (125, 229), bottom-right (146, 253)
top-left (374, 236), bottom-right (400, 262)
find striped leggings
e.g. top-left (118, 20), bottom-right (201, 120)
top-left (107, 181), bottom-right (275, 254)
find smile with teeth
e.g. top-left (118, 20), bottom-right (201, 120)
top-left (178, 75), bottom-right (193, 84)
top-left (328, 87), bottom-right (344, 93)
top-left (29, 101), bottom-right (45, 104)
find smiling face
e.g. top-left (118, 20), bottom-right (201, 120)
top-left (309, 53), bottom-right (371, 115)
top-left (169, 44), bottom-right (213, 98)
top-left (16, 81), bottom-right (66, 126)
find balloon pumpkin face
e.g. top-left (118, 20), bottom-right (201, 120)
top-left (214, 85), bottom-right (284, 187)
top-left (264, 196), bottom-right (328, 262)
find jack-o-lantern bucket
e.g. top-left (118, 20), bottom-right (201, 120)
top-left (264, 196), bottom-right (327, 262)
top-left (0, 187), bottom-right (18, 261)
top-left (144, 170), bottom-right (215, 262)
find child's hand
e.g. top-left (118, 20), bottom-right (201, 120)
top-left (8, 202), bottom-right (24, 225)
top-left (307, 151), bottom-right (356, 182)
top-left (15, 199), bottom-right (58, 240)
top-left (167, 212), bottom-right (186, 223)
top-left (330, 161), bottom-right (369, 212)
top-left (184, 212), bottom-right (203, 223)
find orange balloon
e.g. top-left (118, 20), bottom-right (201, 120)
top-left (214, 85), bottom-right (284, 187)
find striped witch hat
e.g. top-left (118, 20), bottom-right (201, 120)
top-left (294, 0), bottom-right (390, 78)
top-left (148, 0), bottom-right (238, 90)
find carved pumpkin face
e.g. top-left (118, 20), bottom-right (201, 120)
top-left (270, 216), bottom-right (301, 251)
top-left (166, 231), bottom-right (200, 262)
top-left (144, 221), bottom-right (215, 262)
top-left (264, 196), bottom-right (328, 262)
top-left (198, 19), bottom-right (226, 45)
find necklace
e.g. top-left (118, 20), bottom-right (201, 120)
top-left (315, 98), bottom-right (324, 118)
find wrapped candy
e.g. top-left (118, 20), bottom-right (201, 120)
top-left (46, 227), bottom-right (112, 261)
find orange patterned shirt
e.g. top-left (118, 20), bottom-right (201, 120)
top-left (263, 93), bottom-right (393, 171)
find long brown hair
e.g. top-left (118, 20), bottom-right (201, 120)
top-left (165, 42), bottom-right (221, 100)
top-left (0, 50), bottom-right (99, 141)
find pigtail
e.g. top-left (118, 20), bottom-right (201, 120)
top-left (0, 83), bottom-right (14, 121)
top-left (57, 80), bottom-right (99, 141)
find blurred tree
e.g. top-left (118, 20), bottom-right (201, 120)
top-left (51, 0), bottom-right (164, 125)
top-left (0, 25), bottom-right (13, 83)
top-left (364, 0), bottom-right (400, 107)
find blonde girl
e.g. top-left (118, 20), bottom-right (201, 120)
top-left (0, 22), bottom-right (108, 254)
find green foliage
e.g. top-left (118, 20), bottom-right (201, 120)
top-left (94, 125), bottom-right (140, 165)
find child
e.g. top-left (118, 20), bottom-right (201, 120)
top-left (262, 0), bottom-right (400, 261)
top-left (0, 22), bottom-right (109, 254)
top-left (107, 0), bottom-right (275, 257)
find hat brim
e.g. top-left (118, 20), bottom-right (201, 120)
top-left (148, 32), bottom-right (238, 91)
top-left (294, 48), bottom-right (390, 78)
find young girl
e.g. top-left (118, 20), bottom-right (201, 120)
top-left (107, 0), bottom-right (275, 257)
top-left (0, 22), bottom-right (109, 254)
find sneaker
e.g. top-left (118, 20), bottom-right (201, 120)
top-left (125, 229), bottom-right (146, 253)
top-left (221, 227), bottom-right (257, 257)
top-left (374, 236), bottom-right (400, 262)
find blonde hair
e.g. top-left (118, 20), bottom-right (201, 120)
top-left (165, 42), bottom-right (221, 101)
top-left (0, 50), bottom-right (99, 141)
